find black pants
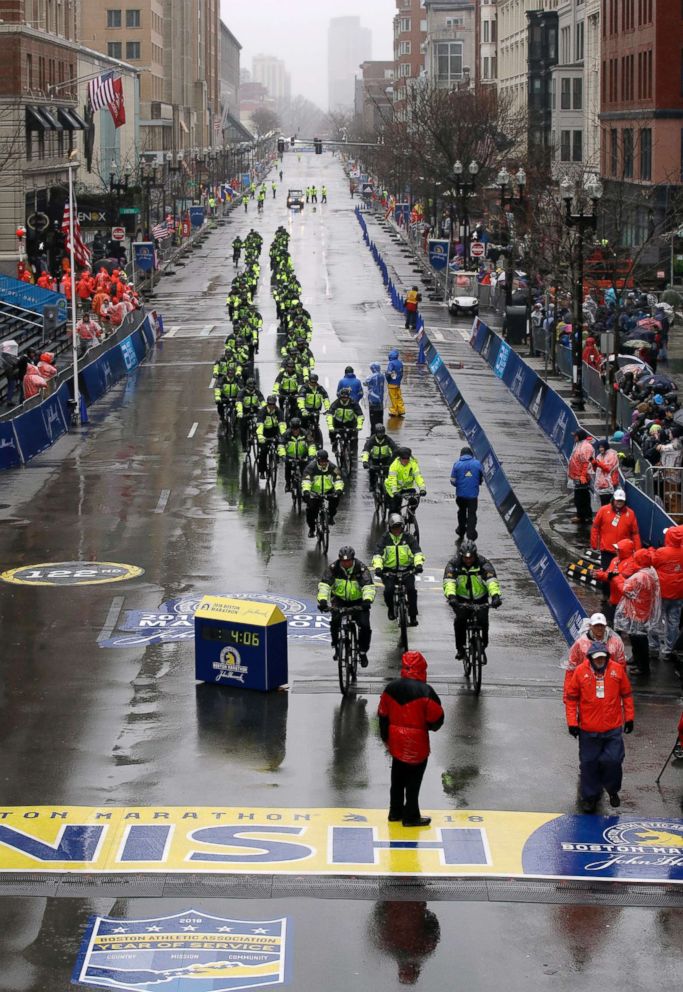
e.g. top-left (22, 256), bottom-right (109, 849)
top-left (330, 607), bottom-right (371, 653)
top-left (285, 458), bottom-right (307, 488)
top-left (456, 496), bottom-right (478, 539)
top-left (630, 633), bottom-right (650, 674)
top-left (387, 490), bottom-right (417, 515)
top-left (258, 440), bottom-right (277, 473)
top-left (390, 758), bottom-right (427, 821)
top-left (599, 492), bottom-right (613, 506)
top-left (573, 485), bottom-right (592, 521)
top-left (453, 603), bottom-right (489, 652)
top-left (306, 493), bottom-right (339, 529)
top-left (368, 405), bottom-right (384, 431)
top-left (405, 309), bottom-right (418, 329)
top-left (382, 573), bottom-right (418, 620)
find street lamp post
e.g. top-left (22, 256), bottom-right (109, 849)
top-left (66, 150), bottom-right (81, 424)
top-left (166, 152), bottom-right (183, 238)
top-left (140, 161), bottom-right (163, 239)
top-left (109, 159), bottom-right (129, 225)
top-left (562, 175), bottom-right (603, 412)
top-left (452, 159), bottom-right (479, 269)
top-left (496, 166), bottom-right (527, 310)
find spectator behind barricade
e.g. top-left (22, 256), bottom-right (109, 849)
top-left (590, 489), bottom-right (641, 571)
top-left (37, 352), bottom-right (57, 380)
top-left (582, 336), bottom-right (603, 370)
top-left (636, 526), bottom-right (683, 663)
top-left (76, 312), bottom-right (103, 356)
top-left (22, 363), bottom-right (48, 401)
top-left (59, 267), bottom-right (73, 298)
top-left (590, 438), bottom-right (621, 504)
top-left (76, 270), bottom-right (94, 308)
top-left (568, 428), bottom-right (595, 523)
top-left (36, 270), bottom-right (56, 291)
top-left (595, 538), bottom-right (641, 627)
top-left (94, 266), bottom-right (111, 293)
top-left (1, 340), bottom-right (19, 407)
top-left (108, 297), bottom-right (127, 329)
top-left (564, 612), bottom-right (627, 699)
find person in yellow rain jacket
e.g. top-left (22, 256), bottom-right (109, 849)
top-left (385, 447), bottom-right (426, 514)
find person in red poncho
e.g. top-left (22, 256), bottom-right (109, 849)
top-left (568, 428), bottom-right (595, 523)
top-left (378, 651), bottom-right (444, 828)
top-left (582, 336), bottom-right (603, 370)
top-left (635, 525), bottom-right (683, 661)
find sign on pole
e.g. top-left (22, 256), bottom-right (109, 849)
top-left (111, 227), bottom-right (125, 242)
top-left (133, 242), bottom-right (156, 272)
top-left (428, 239), bottom-right (450, 270)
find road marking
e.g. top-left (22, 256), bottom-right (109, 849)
top-left (209, 377), bottom-right (215, 388)
top-left (97, 596), bottom-right (125, 645)
top-left (187, 422), bottom-right (198, 439)
top-left (200, 325), bottom-right (213, 336)
top-left (433, 330), bottom-right (445, 342)
top-left (154, 489), bottom-right (171, 514)
top-left (165, 326), bottom-right (179, 338)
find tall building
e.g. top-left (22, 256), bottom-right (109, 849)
top-left (81, 0), bottom-right (220, 157)
top-left (479, 0), bottom-right (498, 85)
top-left (252, 54), bottom-right (291, 110)
top-left (328, 16), bottom-right (372, 112)
top-left (600, 0), bottom-right (683, 256)
top-left (0, 1), bottom-right (83, 272)
top-left (355, 61), bottom-right (395, 133)
top-left (392, 0), bottom-right (427, 119)
top-left (424, 1), bottom-right (476, 90)
top-left (497, 0), bottom-right (559, 120)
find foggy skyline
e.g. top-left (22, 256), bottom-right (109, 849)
top-left (221, 0), bottom-right (395, 109)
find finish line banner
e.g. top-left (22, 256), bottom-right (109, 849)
top-left (0, 807), bottom-right (681, 883)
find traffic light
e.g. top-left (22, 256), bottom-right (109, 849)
top-left (290, 136), bottom-right (295, 147)
top-left (314, 138), bottom-right (323, 155)
top-left (277, 138), bottom-right (285, 154)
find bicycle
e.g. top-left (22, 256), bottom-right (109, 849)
top-left (221, 399), bottom-right (238, 439)
top-left (288, 458), bottom-right (306, 513)
top-left (458, 602), bottom-right (488, 696)
top-left (302, 411), bottom-right (323, 448)
top-left (332, 427), bottom-right (356, 477)
top-left (260, 439), bottom-right (279, 489)
top-left (370, 464), bottom-right (389, 520)
top-left (244, 414), bottom-right (259, 461)
top-left (399, 492), bottom-right (421, 544)
top-left (333, 604), bottom-right (362, 697)
top-left (314, 494), bottom-right (333, 554)
top-left (280, 392), bottom-right (299, 422)
top-left (389, 566), bottom-right (415, 652)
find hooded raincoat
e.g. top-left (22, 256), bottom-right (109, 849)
top-left (378, 652), bottom-right (444, 764)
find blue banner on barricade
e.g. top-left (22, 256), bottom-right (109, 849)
top-left (353, 214), bottom-right (586, 644)
top-left (0, 419), bottom-right (21, 470)
top-left (0, 274), bottom-right (67, 319)
top-left (140, 315), bottom-right (156, 349)
top-left (13, 382), bottom-right (70, 464)
top-left (471, 320), bottom-right (673, 545)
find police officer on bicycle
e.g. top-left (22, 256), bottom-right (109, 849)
top-left (302, 449), bottom-right (344, 537)
top-left (279, 417), bottom-right (316, 492)
top-left (373, 514), bottom-right (425, 626)
top-left (327, 387), bottom-right (364, 447)
top-left (318, 546), bottom-right (375, 667)
top-left (256, 395), bottom-right (286, 477)
top-left (362, 424), bottom-right (397, 488)
top-left (442, 540), bottom-right (502, 662)
top-left (385, 447), bottom-right (426, 515)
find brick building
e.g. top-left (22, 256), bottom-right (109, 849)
top-left (392, 0), bottom-right (427, 119)
top-left (355, 61), bottom-right (395, 134)
top-left (600, 0), bottom-right (683, 254)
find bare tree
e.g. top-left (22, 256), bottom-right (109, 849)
top-left (250, 107), bottom-right (280, 138)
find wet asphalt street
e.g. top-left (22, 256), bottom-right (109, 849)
top-left (0, 154), bottom-right (681, 989)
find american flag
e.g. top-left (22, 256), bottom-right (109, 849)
top-left (87, 71), bottom-right (117, 111)
top-left (152, 221), bottom-right (170, 240)
top-left (61, 199), bottom-right (91, 269)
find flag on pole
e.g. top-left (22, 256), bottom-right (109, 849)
top-left (152, 221), bottom-right (170, 241)
top-left (87, 71), bottom-right (126, 129)
top-left (61, 199), bottom-right (91, 270)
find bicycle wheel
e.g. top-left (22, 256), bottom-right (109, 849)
top-left (462, 628), bottom-right (473, 678)
top-left (405, 510), bottom-right (420, 544)
top-left (348, 622), bottom-right (359, 683)
top-left (398, 588), bottom-right (408, 651)
top-left (318, 506), bottom-right (330, 554)
top-left (338, 625), bottom-right (352, 696)
top-left (470, 632), bottom-right (483, 695)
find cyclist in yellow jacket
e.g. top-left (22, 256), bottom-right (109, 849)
top-left (385, 447), bottom-right (426, 514)
top-left (318, 545), bottom-right (375, 666)
top-left (302, 448), bottom-right (344, 536)
top-left (373, 514), bottom-right (425, 626)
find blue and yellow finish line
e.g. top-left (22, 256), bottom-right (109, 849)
top-left (0, 807), bottom-right (680, 884)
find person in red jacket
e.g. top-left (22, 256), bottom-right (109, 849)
top-left (564, 612), bottom-right (626, 699)
top-left (378, 651), bottom-right (444, 828)
top-left (675, 712), bottom-right (683, 760)
top-left (590, 489), bottom-right (641, 570)
top-left (635, 525), bottom-right (683, 660)
top-left (590, 438), bottom-right (621, 505)
top-left (565, 642), bottom-right (635, 812)
top-left (582, 336), bottom-right (603, 370)
top-left (595, 538), bottom-right (640, 625)
top-left (568, 428), bottom-right (594, 523)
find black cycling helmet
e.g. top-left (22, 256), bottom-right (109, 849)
top-left (460, 540), bottom-right (478, 558)
top-left (290, 417), bottom-right (302, 429)
top-left (374, 424), bottom-right (386, 435)
top-left (309, 372), bottom-right (319, 382)
top-left (266, 394), bottom-right (277, 405)
top-left (316, 449), bottom-right (329, 461)
top-left (246, 377), bottom-right (256, 387)
top-left (339, 387), bottom-right (351, 398)
top-left (285, 358), bottom-right (295, 368)
top-left (398, 446), bottom-right (412, 459)
top-left (225, 367), bottom-right (236, 375)
top-left (345, 365), bottom-right (354, 375)
top-left (338, 546), bottom-right (355, 560)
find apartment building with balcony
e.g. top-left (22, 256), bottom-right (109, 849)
top-left (423, 0), bottom-right (476, 90)
top-left (392, 0), bottom-right (427, 118)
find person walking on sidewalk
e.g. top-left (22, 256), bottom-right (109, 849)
top-left (404, 286), bottom-right (421, 330)
top-left (565, 642), bottom-right (634, 812)
top-left (450, 446), bottom-right (483, 540)
top-left (378, 651), bottom-right (444, 827)
top-left (386, 349), bottom-right (405, 418)
top-left (568, 428), bottom-right (595, 523)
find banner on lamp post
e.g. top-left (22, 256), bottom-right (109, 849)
top-left (133, 242), bottom-right (156, 272)
top-left (428, 239), bottom-right (450, 271)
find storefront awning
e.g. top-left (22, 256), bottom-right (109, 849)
top-left (26, 106), bottom-right (52, 130)
top-left (57, 107), bottom-right (86, 130)
top-left (38, 107), bottom-right (64, 131)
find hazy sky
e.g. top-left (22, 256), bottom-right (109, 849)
top-left (221, 0), bottom-right (396, 109)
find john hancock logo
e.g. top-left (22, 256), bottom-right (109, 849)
top-left (73, 910), bottom-right (290, 992)
top-left (214, 645), bottom-right (249, 684)
top-left (562, 819), bottom-right (683, 874)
